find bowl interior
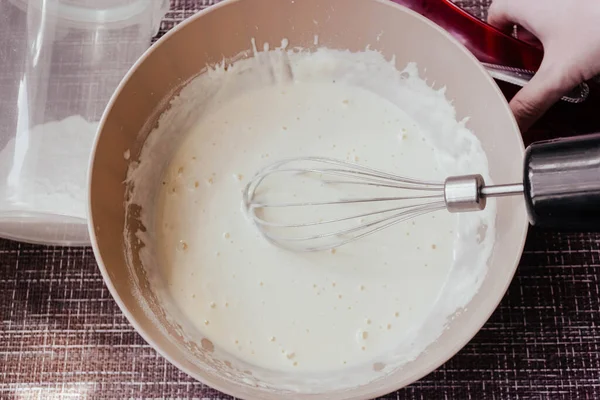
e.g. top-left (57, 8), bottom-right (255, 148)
top-left (89, 0), bottom-right (527, 398)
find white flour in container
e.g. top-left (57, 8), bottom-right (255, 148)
top-left (0, 114), bottom-right (97, 220)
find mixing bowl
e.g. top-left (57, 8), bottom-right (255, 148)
top-left (88, 0), bottom-right (528, 397)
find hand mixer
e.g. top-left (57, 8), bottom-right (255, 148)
top-left (243, 134), bottom-right (600, 252)
top-left (391, 0), bottom-right (592, 104)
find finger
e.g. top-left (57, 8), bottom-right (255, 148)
top-left (487, 0), bottom-right (514, 31)
top-left (509, 62), bottom-right (573, 131)
top-left (487, 0), bottom-right (530, 33)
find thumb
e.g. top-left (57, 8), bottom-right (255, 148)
top-left (509, 61), bottom-right (573, 131)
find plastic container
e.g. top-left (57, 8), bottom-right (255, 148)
top-left (0, 0), bottom-right (168, 246)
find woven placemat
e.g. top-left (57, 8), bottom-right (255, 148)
top-left (2, 1), bottom-right (600, 399)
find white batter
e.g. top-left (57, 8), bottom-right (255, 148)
top-left (127, 44), bottom-right (495, 390)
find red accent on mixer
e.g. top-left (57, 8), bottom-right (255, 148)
top-left (392, 0), bottom-right (544, 71)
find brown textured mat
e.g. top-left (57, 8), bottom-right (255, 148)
top-left (2, 1), bottom-right (600, 399)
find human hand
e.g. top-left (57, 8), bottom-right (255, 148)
top-left (488, 0), bottom-right (600, 131)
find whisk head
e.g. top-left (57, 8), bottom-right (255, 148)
top-left (243, 157), bottom-right (449, 252)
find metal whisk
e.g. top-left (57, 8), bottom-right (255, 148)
top-left (244, 135), bottom-right (600, 252)
top-left (243, 157), bottom-right (523, 252)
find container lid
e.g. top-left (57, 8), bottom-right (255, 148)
top-left (9, 0), bottom-right (165, 26)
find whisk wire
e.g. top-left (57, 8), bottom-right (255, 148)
top-left (244, 157), bottom-right (450, 252)
top-left (250, 199), bottom-right (445, 228)
top-left (250, 193), bottom-right (443, 209)
top-left (254, 156), bottom-right (444, 186)
top-left (260, 201), bottom-right (447, 252)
